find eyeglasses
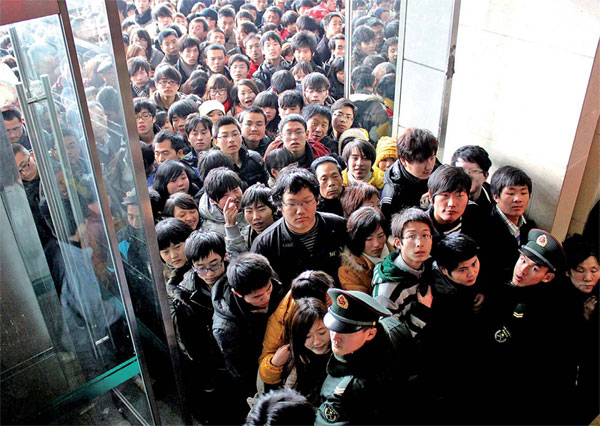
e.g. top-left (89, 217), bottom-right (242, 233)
top-left (18, 156), bottom-right (31, 174)
top-left (135, 112), bottom-right (152, 120)
top-left (283, 129), bottom-right (305, 138)
top-left (281, 199), bottom-right (316, 209)
top-left (402, 234), bottom-right (432, 242)
top-left (333, 112), bottom-right (353, 121)
top-left (217, 131), bottom-right (241, 140)
top-left (209, 88), bottom-right (228, 96)
top-left (158, 79), bottom-right (178, 87)
top-left (193, 261), bottom-right (224, 276)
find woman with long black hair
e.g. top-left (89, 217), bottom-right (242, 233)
top-left (151, 160), bottom-right (199, 213)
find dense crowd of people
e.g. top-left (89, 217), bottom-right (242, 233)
top-left (1, 0), bottom-right (598, 424)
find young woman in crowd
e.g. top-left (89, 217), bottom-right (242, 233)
top-left (338, 206), bottom-right (392, 293)
top-left (163, 192), bottom-right (201, 230)
top-left (229, 79), bottom-right (260, 117)
top-left (204, 74), bottom-right (233, 113)
top-left (152, 159), bottom-right (199, 211)
top-left (253, 91), bottom-right (280, 139)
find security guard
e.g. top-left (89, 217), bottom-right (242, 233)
top-left (316, 288), bottom-right (417, 425)
top-left (481, 228), bottom-right (570, 424)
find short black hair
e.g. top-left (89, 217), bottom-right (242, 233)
top-left (158, 28), bottom-right (178, 45)
top-left (434, 233), bottom-right (479, 273)
top-left (290, 270), bottom-right (335, 301)
top-left (397, 128), bottom-right (438, 162)
top-left (301, 72), bottom-right (330, 91)
top-left (351, 72), bottom-right (375, 91)
top-left (428, 165), bottom-right (472, 200)
top-left (197, 149), bottom-right (235, 180)
top-left (238, 21), bottom-right (259, 36)
top-left (390, 207), bottom-right (433, 239)
top-left (342, 138), bottom-right (376, 164)
top-left (178, 35), bottom-right (200, 52)
top-left (490, 165), bottom-right (533, 197)
top-left (311, 155), bottom-right (342, 175)
top-left (271, 166), bottom-right (319, 206)
top-left (127, 57), bottom-right (150, 76)
top-left (227, 252), bottom-right (273, 295)
top-left (168, 99), bottom-right (198, 125)
top-left (206, 42), bottom-right (227, 56)
top-left (340, 182), bottom-right (380, 219)
top-left (3, 108), bottom-right (21, 122)
top-left (450, 145), bottom-right (492, 173)
top-left (328, 34), bottom-right (345, 52)
top-left (254, 91), bottom-right (279, 110)
top-left (241, 183), bottom-right (276, 214)
top-left (155, 64), bottom-right (182, 85)
top-left (302, 104), bottom-right (331, 123)
top-left (203, 166), bottom-right (242, 201)
top-left (376, 73), bottom-right (396, 99)
top-left (323, 12), bottom-right (344, 27)
top-left (296, 15), bottom-right (319, 33)
top-left (265, 148), bottom-right (296, 178)
top-left (278, 90), bottom-right (304, 109)
top-left (213, 115), bottom-right (241, 137)
top-left (352, 26), bottom-right (375, 44)
top-left (156, 217), bottom-right (193, 251)
top-left (271, 70), bottom-right (296, 93)
top-left (229, 53), bottom-right (250, 68)
top-left (347, 206), bottom-right (387, 257)
top-left (383, 36), bottom-right (398, 55)
top-left (281, 10), bottom-right (299, 27)
top-left (291, 61), bottom-right (313, 76)
top-left (185, 113), bottom-right (212, 136)
top-left (153, 129), bottom-right (186, 152)
top-left (154, 4), bottom-right (173, 19)
top-left (11, 143), bottom-right (28, 156)
top-left (218, 6), bottom-right (235, 19)
top-left (260, 30), bottom-right (283, 47)
top-left (562, 233), bottom-right (598, 271)
top-left (163, 192), bottom-right (198, 218)
top-left (134, 98), bottom-right (157, 117)
top-left (291, 31), bottom-right (317, 53)
top-left (362, 54), bottom-right (386, 70)
top-left (245, 388), bottom-right (315, 426)
top-left (240, 105), bottom-right (267, 124)
top-left (185, 229), bottom-right (226, 261)
top-left (278, 113), bottom-right (306, 133)
top-left (331, 98), bottom-right (356, 114)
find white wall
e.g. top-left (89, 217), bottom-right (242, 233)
top-left (443, 0), bottom-right (600, 237)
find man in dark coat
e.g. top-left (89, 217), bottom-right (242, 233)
top-left (480, 229), bottom-right (570, 424)
top-left (251, 167), bottom-right (347, 287)
top-left (212, 253), bottom-right (285, 422)
top-left (312, 156), bottom-right (345, 217)
top-left (380, 129), bottom-right (440, 221)
top-left (316, 288), bottom-right (419, 425)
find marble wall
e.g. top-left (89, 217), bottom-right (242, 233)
top-left (443, 0), bottom-right (600, 238)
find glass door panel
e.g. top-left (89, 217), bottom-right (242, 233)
top-left (1, 12), bottom-right (154, 425)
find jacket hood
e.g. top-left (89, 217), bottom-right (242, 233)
top-left (372, 251), bottom-right (415, 284)
top-left (340, 246), bottom-right (370, 273)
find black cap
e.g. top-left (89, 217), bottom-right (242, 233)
top-left (122, 189), bottom-right (137, 206)
top-left (519, 228), bottom-right (566, 272)
top-left (324, 288), bottom-right (391, 334)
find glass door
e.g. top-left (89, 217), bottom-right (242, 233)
top-left (1, 2), bottom-right (184, 424)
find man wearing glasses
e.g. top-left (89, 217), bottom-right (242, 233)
top-left (151, 65), bottom-right (183, 111)
top-left (251, 167), bottom-right (347, 288)
top-left (3, 108), bottom-right (31, 150)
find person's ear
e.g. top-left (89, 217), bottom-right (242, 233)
top-left (177, 149), bottom-right (184, 158)
top-left (365, 327), bottom-right (377, 341)
top-left (439, 265), bottom-right (449, 277)
top-left (399, 157), bottom-right (408, 168)
top-left (393, 236), bottom-right (402, 249)
top-left (541, 272), bottom-right (555, 283)
top-left (493, 193), bottom-right (500, 203)
top-left (232, 289), bottom-right (243, 298)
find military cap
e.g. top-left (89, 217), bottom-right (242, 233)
top-left (519, 228), bottom-right (566, 272)
top-left (122, 189), bottom-right (137, 206)
top-left (324, 288), bottom-right (391, 334)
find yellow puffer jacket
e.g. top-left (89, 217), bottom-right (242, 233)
top-left (258, 291), bottom-right (295, 384)
top-left (342, 166), bottom-right (385, 190)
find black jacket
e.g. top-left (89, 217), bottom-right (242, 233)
top-left (380, 159), bottom-right (441, 220)
top-left (251, 212), bottom-right (347, 288)
top-left (479, 206), bottom-right (536, 289)
top-left (427, 201), bottom-right (488, 247)
top-left (243, 135), bottom-right (272, 157)
top-left (316, 317), bottom-right (417, 425)
top-left (211, 276), bottom-right (285, 394)
top-left (252, 58), bottom-right (291, 90)
top-left (317, 194), bottom-right (344, 218)
top-left (234, 145), bottom-right (269, 187)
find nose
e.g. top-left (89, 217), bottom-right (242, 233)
top-left (252, 211), bottom-right (260, 221)
top-left (447, 196), bottom-right (456, 206)
top-left (583, 271), bottom-right (593, 281)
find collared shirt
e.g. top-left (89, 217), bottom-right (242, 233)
top-left (495, 204), bottom-right (526, 243)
